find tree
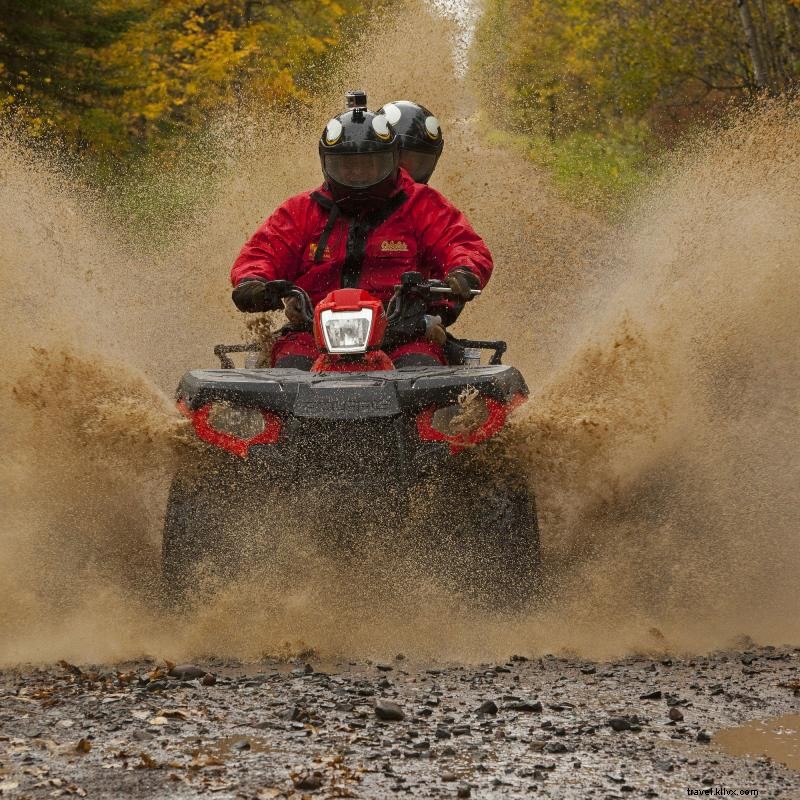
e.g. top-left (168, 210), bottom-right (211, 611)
top-left (0, 0), bottom-right (137, 144)
top-left (477, 0), bottom-right (800, 142)
top-left (0, 0), bottom-right (375, 158)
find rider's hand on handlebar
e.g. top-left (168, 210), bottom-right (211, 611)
top-left (283, 295), bottom-right (307, 328)
top-left (232, 279), bottom-right (293, 313)
top-left (445, 268), bottom-right (481, 302)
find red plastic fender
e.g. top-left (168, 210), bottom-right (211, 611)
top-left (416, 392), bottom-right (527, 454)
top-left (178, 400), bottom-right (281, 458)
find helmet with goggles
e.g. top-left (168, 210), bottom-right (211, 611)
top-left (319, 90), bottom-right (399, 214)
top-left (377, 100), bottom-right (443, 183)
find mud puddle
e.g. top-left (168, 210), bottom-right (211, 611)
top-left (715, 714), bottom-right (800, 772)
top-left (206, 736), bottom-right (272, 757)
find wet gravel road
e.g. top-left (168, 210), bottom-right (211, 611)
top-left (1, 647), bottom-right (799, 799)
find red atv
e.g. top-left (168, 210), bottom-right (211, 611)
top-left (163, 272), bottom-right (539, 607)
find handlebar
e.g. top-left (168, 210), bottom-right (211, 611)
top-left (277, 284), bottom-right (314, 325)
top-left (255, 272), bottom-right (480, 333)
top-left (428, 284), bottom-right (481, 298)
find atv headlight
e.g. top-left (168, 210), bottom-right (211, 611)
top-left (207, 402), bottom-right (265, 439)
top-left (320, 308), bottom-right (374, 353)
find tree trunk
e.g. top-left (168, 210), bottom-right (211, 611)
top-left (757, 0), bottom-right (791, 88)
top-left (736, 0), bottom-right (770, 89)
top-left (786, 1), bottom-right (800, 59)
top-left (548, 93), bottom-right (557, 142)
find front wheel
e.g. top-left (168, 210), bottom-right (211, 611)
top-left (406, 452), bottom-right (541, 610)
top-left (161, 454), bottom-right (272, 604)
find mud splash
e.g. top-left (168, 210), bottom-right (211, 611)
top-left (504, 100), bottom-right (800, 655)
top-left (0, 1), bottom-right (798, 664)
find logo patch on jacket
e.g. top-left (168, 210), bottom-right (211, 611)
top-left (380, 239), bottom-right (409, 253)
top-left (309, 243), bottom-right (332, 260)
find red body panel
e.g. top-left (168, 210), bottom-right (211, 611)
top-left (311, 351), bottom-right (395, 372)
top-left (416, 392), bottom-right (527, 454)
top-left (269, 330), bottom-right (446, 369)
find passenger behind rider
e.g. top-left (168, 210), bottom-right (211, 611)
top-left (377, 99), bottom-right (443, 184)
top-left (230, 91), bottom-right (491, 368)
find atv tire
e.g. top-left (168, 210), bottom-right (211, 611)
top-left (407, 453), bottom-right (541, 610)
top-left (161, 452), bottom-right (282, 603)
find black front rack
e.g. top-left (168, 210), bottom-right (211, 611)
top-left (450, 338), bottom-right (507, 365)
top-left (213, 343), bottom-right (260, 369)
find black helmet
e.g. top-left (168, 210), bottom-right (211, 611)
top-left (377, 100), bottom-right (443, 183)
top-left (319, 90), bottom-right (399, 214)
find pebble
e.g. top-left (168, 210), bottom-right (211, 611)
top-left (507, 700), bottom-right (542, 712)
top-left (230, 739), bottom-right (251, 751)
top-left (293, 772), bottom-right (322, 790)
top-left (168, 664), bottom-right (206, 680)
top-left (476, 700), bottom-right (498, 715)
top-left (375, 699), bottom-right (405, 721)
top-left (640, 689), bottom-right (662, 700)
top-left (609, 717), bottom-right (632, 732)
top-left (669, 707), bottom-right (684, 722)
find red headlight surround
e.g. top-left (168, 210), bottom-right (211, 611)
top-left (313, 288), bottom-right (387, 352)
top-left (178, 400), bottom-right (281, 458)
top-left (416, 392), bottom-right (526, 454)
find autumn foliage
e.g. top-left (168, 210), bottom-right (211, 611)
top-left (478, 0), bottom-right (800, 141)
top-left (0, 0), bottom-right (376, 158)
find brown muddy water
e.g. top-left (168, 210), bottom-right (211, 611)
top-left (715, 715), bottom-right (800, 772)
top-left (0, 0), bottom-right (798, 666)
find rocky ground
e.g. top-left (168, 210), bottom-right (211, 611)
top-left (1, 647), bottom-right (799, 799)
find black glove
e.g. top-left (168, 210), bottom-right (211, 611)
top-left (232, 279), bottom-right (292, 313)
top-left (445, 268), bottom-right (480, 301)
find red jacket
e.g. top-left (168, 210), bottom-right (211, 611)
top-left (230, 169), bottom-right (492, 306)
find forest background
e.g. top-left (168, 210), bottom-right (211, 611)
top-left (1, 0), bottom-right (798, 217)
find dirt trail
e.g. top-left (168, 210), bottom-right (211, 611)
top-left (1, 648), bottom-right (798, 799)
top-left (0, 0), bottom-right (798, 669)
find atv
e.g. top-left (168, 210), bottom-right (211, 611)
top-left (163, 272), bottom-right (539, 607)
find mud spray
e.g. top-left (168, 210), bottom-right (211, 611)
top-left (0, 1), bottom-right (797, 664)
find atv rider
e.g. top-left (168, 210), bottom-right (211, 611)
top-left (378, 99), bottom-right (443, 184)
top-left (230, 91), bottom-right (491, 368)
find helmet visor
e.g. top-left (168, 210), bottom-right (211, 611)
top-left (324, 152), bottom-right (396, 189)
top-left (399, 150), bottom-right (439, 183)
